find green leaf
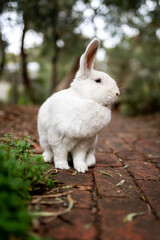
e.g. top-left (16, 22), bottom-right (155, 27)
top-left (116, 173), bottom-right (122, 177)
top-left (123, 212), bottom-right (145, 223)
top-left (123, 163), bottom-right (129, 168)
top-left (83, 223), bottom-right (92, 229)
top-left (99, 170), bottom-right (113, 177)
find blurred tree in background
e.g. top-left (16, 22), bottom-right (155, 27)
top-left (0, 0), bottom-right (9, 79)
top-left (107, 0), bottom-right (160, 115)
top-left (0, 0), bottom-right (160, 115)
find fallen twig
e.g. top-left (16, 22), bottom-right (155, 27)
top-left (32, 190), bottom-right (73, 199)
top-left (30, 194), bottom-right (75, 217)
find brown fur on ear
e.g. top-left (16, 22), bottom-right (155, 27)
top-left (86, 41), bottom-right (99, 70)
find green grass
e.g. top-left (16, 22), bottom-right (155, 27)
top-left (0, 134), bottom-right (57, 240)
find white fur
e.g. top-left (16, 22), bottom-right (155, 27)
top-left (38, 38), bottom-right (119, 173)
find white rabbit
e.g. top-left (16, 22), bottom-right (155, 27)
top-left (38, 38), bottom-right (120, 173)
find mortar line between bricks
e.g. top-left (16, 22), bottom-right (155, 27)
top-left (113, 131), bottom-right (160, 221)
top-left (118, 134), bottom-right (160, 166)
top-left (91, 169), bottom-right (101, 240)
top-left (114, 133), bottom-right (160, 180)
top-left (96, 195), bottom-right (142, 199)
top-left (132, 179), bottom-right (160, 182)
top-left (114, 132), bottom-right (142, 152)
top-left (131, 178), bottom-right (160, 221)
top-left (116, 155), bottom-right (160, 221)
top-left (119, 135), bottom-right (140, 147)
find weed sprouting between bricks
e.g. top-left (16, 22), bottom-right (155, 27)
top-left (0, 134), bottom-right (58, 240)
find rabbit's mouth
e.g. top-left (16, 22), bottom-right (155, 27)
top-left (111, 95), bottom-right (119, 104)
top-left (104, 96), bottom-right (118, 107)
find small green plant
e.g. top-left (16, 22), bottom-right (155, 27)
top-left (0, 134), bottom-right (57, 239)
top-left (1, 134), bottom-right (58, 191)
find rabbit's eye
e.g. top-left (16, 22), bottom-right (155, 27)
top-left (95, 78), bottom-right (101, 83)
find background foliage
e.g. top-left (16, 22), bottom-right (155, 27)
top-left (0, 0), bottom-right (160, 115)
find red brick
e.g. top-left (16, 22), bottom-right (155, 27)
top-left (149, 158), bottom-right (160, 164)
top-left (106, 137), bottom-right (130, 152)
top-left (107, 115), bottom-right (128, 133)
top-left (125, 161), bottom-right (160, 180)
top-left (96, 129), bottom-right (115, 153)
top-left (155, 162), bottom-right (160, 170)
top-left (38, 189), bottom-right (94, 210)
top-left (137, 180), bottom-right (160, 218)
top-left (135, 139), bottom-right (160, 158)
top-left (36, 204), bottom-right (66, 213)
top-left (72, 190), bottom-right (94, 209)
top-left (98, 198), bottom-right (160, 240)
top-left (38, 208), bottom-right (97, 240)
top-left (138, 138), bottom-right (160, 150)
top-left (117, 150), bottom-right (145, 161)
top-left (54, 169), bottom-right (93, 186)
top-left (95, 152), bottom-right (122, 167)
top-left (94, 167), bottom-right (140, 198)
top-left (96, 139), bottom-right (112, 153)
top-left (117, 129), bottom-right (139, 144)
top-left (149, 159), bottom-right (160, 171)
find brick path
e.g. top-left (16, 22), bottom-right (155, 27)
top-left (37, 111), bottom-right (160, 240)
top-left (0, 105), bottom-right (160, 240)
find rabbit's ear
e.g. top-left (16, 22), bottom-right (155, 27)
top-left (80, 38), bottom-right (100, 74)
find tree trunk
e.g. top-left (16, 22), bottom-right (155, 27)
top-left (50, 33), bottom-right (60, 94)
top-left (50, 49), bottom-right (59, 93)
top-left (20, 20), bottom-right (32, 90)
top-left (0, 32), bottom-right (6, 79)
top-left (49, 0), bottom-right (59, 94)
top-left (56, 56), bottom-right (80, 91)
top-left (12, 72), bottom-right (19, 104)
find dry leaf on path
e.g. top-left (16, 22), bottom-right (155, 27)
top-left (69, 169), bottom-right (78, 175)
top-left (30, 194), bottom-right (75, 217)
top-left (116, 180), bottom-right (125, 187)
top-left (75, 185), bottom-right (93, 191)
top-left (123, 212), bottom-right (145, 223)
top-left (119, 158), bottom-right (123, 162)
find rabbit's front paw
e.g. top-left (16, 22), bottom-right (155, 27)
top-left (43, 151), bottom-right (53, 163)
top-left (55, 161), bottom-right (70, 170)
top-left (86, 154), bottom-right (96, 167)
top-left (74, 162), bottom-right (88, 173)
